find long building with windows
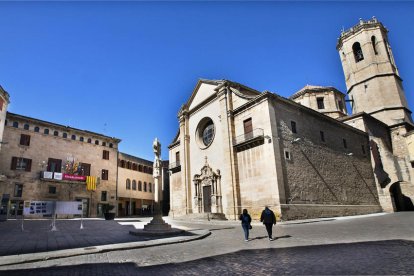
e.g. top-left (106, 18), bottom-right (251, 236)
top-left (0, 112), bottom-right (121, 217)
top-left (0, 109), bottom-right (166, 218)
top-left (117, 152), bottom-right (156, 216)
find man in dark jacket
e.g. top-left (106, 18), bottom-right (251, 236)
top-left (260, 206), bottom-right (276, 240)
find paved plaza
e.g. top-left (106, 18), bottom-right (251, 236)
top-left (0, 212), bottom-right (413, 275)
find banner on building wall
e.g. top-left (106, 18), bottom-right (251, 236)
top-left (63, 174), bottom-right (86, 181)
top-left (55, 201), bottom-right (83, 215)
top-left (54, 173), bottom-right (63, 180)
top-left (43, 171), bottom-right (53, 179)
top-left (86, 176), bottom-right (97, 191)
top-left (23, 201), bottom-right (54, 216)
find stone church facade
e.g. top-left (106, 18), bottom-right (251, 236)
top-left (168, 18), bottom-right (414, 221)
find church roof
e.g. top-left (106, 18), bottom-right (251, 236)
top-left (290, 84), bottom-right (345, 100)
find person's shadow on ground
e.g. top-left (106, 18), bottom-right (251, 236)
top-left (249, 235), bottom-right (292, 241)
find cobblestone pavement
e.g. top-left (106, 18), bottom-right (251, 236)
top-left (1, 212), bottom-right (414, 275)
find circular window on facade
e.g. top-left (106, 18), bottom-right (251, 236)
top-left (196, 117), bottom-right (215, 149)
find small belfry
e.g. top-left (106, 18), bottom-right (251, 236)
top-left (337, 17), bottom-right (413, 127)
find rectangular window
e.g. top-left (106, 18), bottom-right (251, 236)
top-left (338, 100), bottom-right (344, 112)
top-left (79, 163), bottom-right (91, 176)
top-left (102, 150), bottom-right (109, 160)
top-left (317, 97), bottom-right (325, 109)
top-left (320, 131), bottom-right (325, 142)
top-left (411, 161), bottom-right (414, 169)
top-left (291, 121), bottom-right (297, 134)
top-left (11, 157), bottom-right (32, 172)
top-left (176, 151), bottom-right (180, 162)
top-left (47, 158), bottom-right (62, 173)
top-left (0, 98), bottom-right (3, 111)
top-left (101, 191), bottom-right (107, 201)
top-left (20, 134), bottom-right (31, 146)
top-left (243, 118), bottom-right (253, 134)
top-left (14, 183), bottom-right (23, 197)
top-left (343, 138), bottom-right (347, 149)
top-left (361, 145), bottom-right (366, 155)
top-left (101, 169), bottom-right (108, 180)
top-left (49, 186), bottom-right (56, 194)
top-left (243, 118), bottom-right (253, 141)
top-left (284, 150), bottom-right (291, 160)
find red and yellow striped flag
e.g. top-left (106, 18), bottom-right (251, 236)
top-left (86, 176), bottom-right (97, 191)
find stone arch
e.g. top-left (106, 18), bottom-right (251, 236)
top-left (389, 182), bottom-right (414, 211)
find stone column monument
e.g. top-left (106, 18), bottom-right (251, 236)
top-left (142, 138), bottom-right (172, 232)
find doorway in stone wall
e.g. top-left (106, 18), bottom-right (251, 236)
top-left (390, 182), bottom-right (414, 211)
top-left (203, 185), bottom-right (212, 212)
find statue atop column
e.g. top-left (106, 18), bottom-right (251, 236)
top-left (130, 138), bottom-right (184, 236)
top-left (153, 138), bottom-right (162, 178)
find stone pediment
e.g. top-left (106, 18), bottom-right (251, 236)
top-left (186, 79), bottom-right (261, 112)
top-left (193, 157), bottom-right (220, 182)
top-left (187, 80), bottom-right (220, 111)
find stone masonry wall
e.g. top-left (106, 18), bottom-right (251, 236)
top-left (274, 99), bottom-right (380, 219)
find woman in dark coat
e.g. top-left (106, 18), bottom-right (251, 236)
top-left (239, 209), bottom-right (252, 242)
top-left (260, 206), bottom-right (276, 241)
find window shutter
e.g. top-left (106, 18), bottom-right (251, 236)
top-left (11, 157), bottom-right (17, 170)
top-left (26, 159), bottom-right (32, 172)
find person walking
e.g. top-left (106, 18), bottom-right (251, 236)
top-left (239, 209), bottom-right (252, 242)
top-left (260, 206), bottom-right (276, 241)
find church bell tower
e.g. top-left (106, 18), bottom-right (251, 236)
top-left (337, 17), bottom-right (413, 127)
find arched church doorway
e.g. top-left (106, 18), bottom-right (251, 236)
top-left (389, 182), bottom-right (414, 211)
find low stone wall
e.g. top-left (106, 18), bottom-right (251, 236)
top-left (280, 204), bottom-right (382, 221)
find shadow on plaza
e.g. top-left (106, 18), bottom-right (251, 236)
top-left (3, 239), bottom-right (414, 275)
top-left (250, 234), bottom-right (292, 241)
top-left (0, 220), bottom-right (190, 257)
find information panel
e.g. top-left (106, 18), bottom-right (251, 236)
top-left (23, 201), bottom-right (54, 216)
top-left (55, 201), bottom-right (83, 215)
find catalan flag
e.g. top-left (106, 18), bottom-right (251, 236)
top-left (86, 176), bottom-right (97, 191)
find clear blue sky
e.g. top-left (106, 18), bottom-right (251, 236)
top-left (1, 1), bottom-right (414, 161)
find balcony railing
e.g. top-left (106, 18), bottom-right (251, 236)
top-left (234, 128), bottom-right (264, 145)
top-left (234, 128), bottom-right (265, 151)
top-left (169, 161), bottom-right (181, 173)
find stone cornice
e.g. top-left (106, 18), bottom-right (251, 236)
top-left (290, 85), bottom-right (346, 100)
top-left (336, 17), bottom-right (387, 50)
top-left (168, 140), bottom-right (180, 149)
top-left (0, 85), bottom-right (10, 103)
top-left (347, 73), bottom-right (402, 94)
top-left (264, 91), bottom-right (369, 137)
top-left (118, 152), bottom-right (153, 166)
top-left (6, 112), bottom-right (121, 143)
